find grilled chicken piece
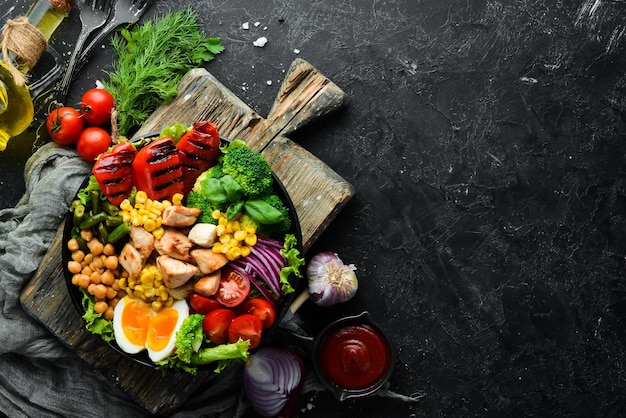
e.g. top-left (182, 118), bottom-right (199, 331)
top-left (129, 226), bottom-right (155, 260)
top-left (191, 249), bottom-right (228, 274)
top-left (193, 270), bottom-right (221, 297)
top-left (168, 281), bottom-right (194, 300)
top-left (188, 223), bottom-right (218, 247)
top-left (155, 228), bottom-right (193, 261)
top-left (119, 243), bottom-right (145, 279)
top-left (156, 255), bottom-right (199, 288)
top-left (161, 205), bottom-right (202, 228)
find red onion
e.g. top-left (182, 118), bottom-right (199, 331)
top-left (243, 347), bottom-right (305, 417)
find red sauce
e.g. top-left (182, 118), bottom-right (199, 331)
top-left (317, 324), bottom-right (391, 390)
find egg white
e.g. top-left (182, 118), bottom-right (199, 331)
top-left (113, 296), bottom-right (154, 354)
top-left (146, 299), bottom-right (189, 362)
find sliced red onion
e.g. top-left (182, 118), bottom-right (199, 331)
top-left (243, 347), bottom-right (305, 417)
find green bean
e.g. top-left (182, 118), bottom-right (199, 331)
top-left (105, 215), bottom-right (123, 228)
top-left (97, 222), bottom-right (109, 244)
top-left (75, 235), bottom-right (90, 253)
top-left (78, 212), bottom-right (106, 230)
top-left (72, 204), bottom-right (85, 227)
top-left (108, 222), bottom-right (131, 244)
top-left (102, 200), bottom-right (119, 216)
top-left (90, 190), bottom-right (100, 215)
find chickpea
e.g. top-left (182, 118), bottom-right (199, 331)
top-left (67, 260), bottom-right (82, 274)
top-left (104, 256), bottom-right (118, 270)
top-left (77, 274), bottom-right (90, 289)
top-left (80, 229), bottom-right (93, 241)
top-left (94, 301), bottom-right (108, 314)
top-left (67, 238), bottom-right (80, 252)
top-left (101, 270), bottom-right (115, 286)
top-left (71, 250), bottom-right (85, 263)
top-left (103, 243), bottom-right (116, 256)
top-left (90, 271), bottom-right (102, 284)
top-left (104, 306), bottom-right (115, 321)
top-left (93, 284), bottom-right (107, 300)
top-left (88, 239), bottom-right (104, 256)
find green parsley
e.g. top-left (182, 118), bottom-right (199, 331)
top-left (103, 7), bottom-right (224, 136)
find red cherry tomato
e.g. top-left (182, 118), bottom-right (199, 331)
top-left (46, 106), bottom-right (84, 145)
top-left (239, 298), bottom-right (277, 330)
top-left (203, 308), bottom-right (236, 345)
top-left (80, 88), bottom-right (115, 125)
top-left (216, 267), bottom-right (251, 307)
top-left (189, 293), bottom-right (222, 315)
top-left (76, 126), bottom-right (112, 162)
top-left (228, 314), bottom-right (263, 349)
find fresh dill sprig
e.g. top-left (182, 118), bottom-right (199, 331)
top-left (103, 7), bottom-right (224, 136)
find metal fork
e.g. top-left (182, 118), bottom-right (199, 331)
top-left (76, 0), bottom-right (151, 70)
top-left (56, 0), bottom-right (111, 100)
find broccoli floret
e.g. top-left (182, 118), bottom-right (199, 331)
top-left (173, 314), bottom-right (205, 364)
top-left (185, 190), bottom-right (220, 224)
top-left (222, 142), bottom-right (273, 198)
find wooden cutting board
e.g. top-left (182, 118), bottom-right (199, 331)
top-left (19, 59), bottom-right (353, 415)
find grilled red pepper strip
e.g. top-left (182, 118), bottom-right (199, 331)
top-left (176, 121), bottom-right (221, 193)
top-left (92, 142), bottom-right (137, 206)
top-left (132, 137), bottom-right (185, 201)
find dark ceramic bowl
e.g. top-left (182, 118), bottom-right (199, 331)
top-left (312, 311), bottom-right (394, 401)
top-left (62, 133), bottom-right (304, 368)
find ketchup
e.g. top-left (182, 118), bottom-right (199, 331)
top-left (317, 324), bottom-right (391, 390)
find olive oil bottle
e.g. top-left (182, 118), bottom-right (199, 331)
top-left (0, 0), bottom-right (75, 151)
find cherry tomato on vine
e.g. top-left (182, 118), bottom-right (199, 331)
top-left (46, 107), bottom-right (84, 145)
top-left (239, 298), bottom-right (276, 330)
top-left (76, 126), bottom-right (112, 162)
top-left (80, 88), bottom-right (115, 126)
top-left (203, 308), bottom-right (236, 345)
top-left (228, 314), bottom-right (263, 349)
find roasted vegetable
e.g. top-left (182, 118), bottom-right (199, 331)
top-left (177, 121), bottom-right (221, 193)
top-left (92, 142), bottom-right (137, 206)
top-left (131, 137), bottom-right (184, 201)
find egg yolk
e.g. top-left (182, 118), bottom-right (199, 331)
top-left (121, 300), bottom-right (153, 346)
top-left (146, 307), bottom-right (179, 351)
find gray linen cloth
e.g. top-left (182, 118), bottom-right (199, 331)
top-left (0, 143), bottom-right (250, 417)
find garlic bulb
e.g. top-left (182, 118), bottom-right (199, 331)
top-left (307, 252), bottom-right (358, 307)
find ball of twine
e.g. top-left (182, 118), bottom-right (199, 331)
top-left (1, 16), bottom-right (48, 86)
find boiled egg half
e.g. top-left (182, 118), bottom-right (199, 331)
top-left (113, 296), bottom-right (189, 362)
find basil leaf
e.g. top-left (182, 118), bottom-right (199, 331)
top-left (201, 177), bottom-right (228, 204)
top-left (244, 199), bottom-right (285, 225)
top-left (221, 175), bottom-right (243, 202)
top-left (227, 201), bottom-right (244, 221)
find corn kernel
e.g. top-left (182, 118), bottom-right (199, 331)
top-left (153, 227), bottom-right (165, 239)
top-left (244, 235), bottom-right (257, 246)
top-left (234, 230), bottom-right (247, 241)
top-left (135, 191), bottom-right (147, 204)
top-left (120, 200), bottom-right (132, 211)
top-left (144, 219), bottom-right (157, 232)
top-left (212, 210), bottom-right (221, 220)
top-left (241, 246), bottom-right (251, 257)
top-left (151, 301), bottom-right (162, 311)
top-left (220, 234), bottom-right (232, 244)
top-left (172, 193), bottom-right (183, 206)
top-left (212, 242), bottom-right (223, 253)
top-left (216, 224), bottom-right (226, 235)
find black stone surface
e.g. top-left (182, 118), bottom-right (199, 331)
top-left (2, 0), bottom-right (626, 416)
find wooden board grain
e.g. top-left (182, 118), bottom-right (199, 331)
top-left (20, 59), bottom-right (353, 415)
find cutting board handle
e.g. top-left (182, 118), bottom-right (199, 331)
top-left (249, 58), bottom-right (348, 150)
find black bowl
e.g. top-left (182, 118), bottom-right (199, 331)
top-left (62, 134), bottom-right (304, 369)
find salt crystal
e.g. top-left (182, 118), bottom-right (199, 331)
top-left (254, 21), bottom-right (261, 27)
top-left (253, 37), bottom-right (268, 47)
top-left (242, 22), bottom-right (249, 30)
top-left (294, 48), bottom-right (300, 54)
top-left (266, 80), bottom-right (272, 85)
